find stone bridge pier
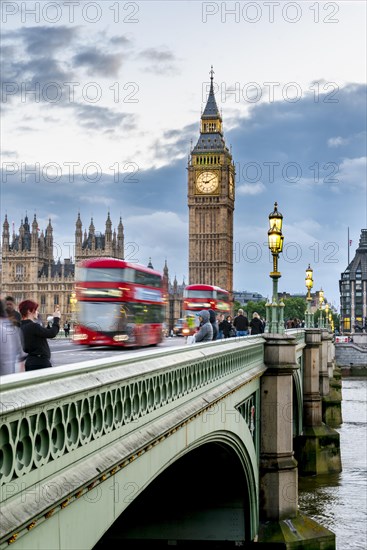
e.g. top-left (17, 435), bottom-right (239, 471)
top-left (294, 329), bottom-right (342, 476)
top-left (258, 332), bottom-right (336, 548)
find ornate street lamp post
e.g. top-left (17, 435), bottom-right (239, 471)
top-left (305, 264), bottom-right (314, 328)
top-left (318, 288), bottom-right (324, 328)
top-left (266, 202), bottom-right (285, 334)
top-left (324, 303), bottom-right (329, 330)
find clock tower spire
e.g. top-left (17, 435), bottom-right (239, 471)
top-left (188, 68), bottom-right (235, 293)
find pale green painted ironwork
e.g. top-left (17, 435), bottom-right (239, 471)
top-left (0, 338), bottom-right (265, 549)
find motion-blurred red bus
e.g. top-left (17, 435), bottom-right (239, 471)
top-left (73, 258), bottom-right (164, 347)
top-left (181, 284), bottom-right (230, 334)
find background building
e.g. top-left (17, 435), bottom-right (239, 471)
top-left (1, 212), bottom-right (186, 330)
top-left (233, 290), bottom-right (266, 306)
top-left (1, 213), bottom-right (124, 321)
top-left (339, 229), bottom-right (367, 333)
top-left (75, 212), bottom-right (124, 263)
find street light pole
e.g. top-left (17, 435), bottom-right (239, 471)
top-left (318, 289), bottom-right (324, 328)
top-left (266, 202), bottom-right (285, 334)
top-left (324, 303), bottom-right (330, 330)
top-left (305, 264), bottom-right (314, 328)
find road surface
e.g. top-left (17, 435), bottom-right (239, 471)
top-left (49, 336), bottom-right (188, 367)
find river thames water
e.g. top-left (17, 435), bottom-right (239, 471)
top-left (298, 378), bottom-right (367, 550)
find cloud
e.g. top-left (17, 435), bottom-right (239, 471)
top-left (22, 57), bottom-right (74, 84)
top-left (110, 36), bottom-right (131, 46)
top-left (83, 196), bottom-right (112, 207)
top-left (338, 157), bottom-right (367, 188)
top-left (124, 211), bottom-right (187, 268)
top-left (237, 182), bottom-right (266, 195)
top-left (71, 103), bottom-right (136, 131)
top-left (17, 126), bottom-right (37, 133)
top-left (72, 49), bottom-right (123, 77)
top-left (137, 47), bottom-right (178, 75)
top-left (1, 56), bottom-right (75, 106)
top-left (328, 136), bottom-right (348, 148)
top-left (1, 150), bottom-right (18, 158)
top-left (4, 26), bottom-right (79, 55)
top-left (139, 48), bottom-right (175, 63)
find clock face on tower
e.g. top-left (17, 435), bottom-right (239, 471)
top-left (196, 171), bottom-right (219, 194)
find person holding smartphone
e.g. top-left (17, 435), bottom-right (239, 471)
top-left (19, 300), bottom-right (60, 371)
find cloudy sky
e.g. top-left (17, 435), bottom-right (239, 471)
top-left (1, 0), bottom-right (366, 308)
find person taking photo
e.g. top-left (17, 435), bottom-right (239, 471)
top-left (19, 300), bottom-right (61, 371)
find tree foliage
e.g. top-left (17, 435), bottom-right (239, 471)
top-left (234, 295), bottom-right (340, 330)
top-left (283, 297), bottom-right (307, 322)
top-left (236, 300), bottom-right (267, 319)
top-left (233, 300), bottom-right (242, 312)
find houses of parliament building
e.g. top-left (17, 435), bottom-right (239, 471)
top-left (1, 213), bottom-right (184, 327)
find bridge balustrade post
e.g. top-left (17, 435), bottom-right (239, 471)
top-left (323, 335), bottom-right (343, 427)
top-left (294, 329), bottom-right (342, 475)
top-left (258, 333), bottom-right (335, 549)
top-left (319, 329), bottom-right (331, 397)
top-left (303, 329), bottom-right (323, 427)
top-left (327, 335), bottom-right (335, 379)
top-left (259, 334), bottom-right (298, 522)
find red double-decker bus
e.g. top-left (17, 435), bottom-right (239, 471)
top-left (182, 284), bottom-right (230, 334)
top-left (73, 258), bottom-right (164, 347)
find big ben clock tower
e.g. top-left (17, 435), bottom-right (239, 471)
top-left (188, 67), bottom-right (235, 293)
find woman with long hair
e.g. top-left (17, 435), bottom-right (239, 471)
top-left (19, 300), bottom-right (61, 371)
top-left (250, 311), bottom-right (264, 335)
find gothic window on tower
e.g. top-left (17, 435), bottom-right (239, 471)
top-left (41, 295), bottom-right (46, 305)
top-left (54, 295), bottom-right (59, 305)
top-left (15, 264), bottom-right (24, 279)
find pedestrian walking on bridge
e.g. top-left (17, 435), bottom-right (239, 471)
top-left (194, 310), bottom-right (213, 343)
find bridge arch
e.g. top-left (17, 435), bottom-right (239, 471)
top-left (95, 431), bottom-right (258, 547)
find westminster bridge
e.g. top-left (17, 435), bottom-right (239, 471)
top-left (0, 329), bottom-right (341, 549)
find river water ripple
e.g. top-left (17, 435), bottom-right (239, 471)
top-left (298, 378), bottom-right (367, 550)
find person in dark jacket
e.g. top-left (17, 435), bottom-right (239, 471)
top-left (19, 300), bottom-right (60, 371)
top-left (222, 315), bottom-right (235, 338)
top-left (233, 309), bottom-right (249, 336)
top-left (217, 314), bottom-right (224, 339)
top-left (194, 310), bottom-right (213, 343)
top-left (208, 309), bottom-right (218, 341)
top-left (250, 312), bottom-right (264, 335)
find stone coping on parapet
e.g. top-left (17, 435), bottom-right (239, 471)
top-left (0, 336), bottom-right (266, 411)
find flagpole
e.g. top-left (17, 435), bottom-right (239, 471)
top-left (348, 226), bottom-right (350, 265)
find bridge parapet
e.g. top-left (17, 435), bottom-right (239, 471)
top-left (0, 337), bottom-right (265, 547)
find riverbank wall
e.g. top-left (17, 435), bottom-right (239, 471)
top-left (335, 336), bottom-right (367, 375)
